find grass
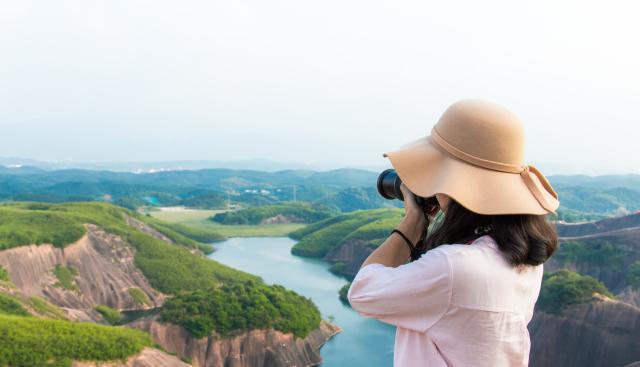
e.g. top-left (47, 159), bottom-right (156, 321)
top-left (0, 266), bottom-right (8, 282)
top-left (0, 204), bottom-right (86, 250)
top-left (95, 305), bottom-right (123, 325)
top-left (128, 288), bottom-right (151, 307)
top-left (0, 293), bottom-right (30, 316)
top-left (25, 297), bottom-right (67, 320)
top-left (148, 208), bottom-right (304, 237)
top-left (0, 314), bottom-right (152, 367)
top-left (53, 265), bottom-right (79, 292)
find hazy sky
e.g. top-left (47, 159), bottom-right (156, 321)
top-left (1, 0), bottom-right (639, 174)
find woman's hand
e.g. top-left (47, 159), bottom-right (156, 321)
top-left (397, 183), bottom-right (428, 245)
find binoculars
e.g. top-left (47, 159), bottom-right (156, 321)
top-left (376, 169), bottom-right (439, 211)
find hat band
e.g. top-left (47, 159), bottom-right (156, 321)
top-left (430, 127), bottom-right (559, 213)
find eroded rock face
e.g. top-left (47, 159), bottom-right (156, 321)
top-left (130, 315), bottom-right (341, 367)
top-left (260, 215), bottom-right (298, 225)
top-left (72, 347), bottom-right (191, 367)
top-left (529, 296), bottom-right (640, 367)
top-left (323, 239), bottom-right (373, 279)
top-left (0, 225), bottom-right (164, 320)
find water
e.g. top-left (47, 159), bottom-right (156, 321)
top-left (209, 237), bottom-right (396, 366)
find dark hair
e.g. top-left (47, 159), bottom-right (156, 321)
top-left (423, 199), bottom-right (558, 266)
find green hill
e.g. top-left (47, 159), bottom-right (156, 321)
top-left (0, 202), bottom-right (321, 345)
top-left (211, 202), bottom-right (335, 225)
top-left (290, 209), bottom-right (404, 258)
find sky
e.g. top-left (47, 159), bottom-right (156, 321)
top-left (1, 0), bottom-right (639, 174)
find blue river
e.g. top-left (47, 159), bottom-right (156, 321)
top-left (208, 237), bottom-right (395, 366)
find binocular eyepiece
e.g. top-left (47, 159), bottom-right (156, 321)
top-left (376, 169), bottom-right (439, 211)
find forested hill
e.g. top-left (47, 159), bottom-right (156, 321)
top-left (0, 166), bottom-right (639, 222)
top-left (0, 167), bottom-right (394, 212)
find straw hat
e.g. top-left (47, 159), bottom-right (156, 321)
top-left (383, 99), bottom-right (559, 215)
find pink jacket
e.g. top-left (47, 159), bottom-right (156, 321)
top-left (348, 235), bottom-right (543, 366)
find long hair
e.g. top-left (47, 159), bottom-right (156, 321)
top-left (423, 199), bottom-right (558, 266)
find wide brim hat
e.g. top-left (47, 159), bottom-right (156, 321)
top-left (383, 99), bottom-right (559, 215)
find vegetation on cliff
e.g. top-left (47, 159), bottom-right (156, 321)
top-left (537, 270), bottom-right (614, 314)
top-left (553, 239), bottom-right (640, 292)
top-left (161, 281), bottom-right (321, 338)
top-left (0, 293), bottom-right (30, 316)
top-left (339, 283), bottom-right (351, 306)
top-left (0, 202), bottom-right (322, 339)
top-left (211, 202), bottom-right (334, 225)
top-left (53, 265), bottom-right (79, 292)
top-left (290, 209), bottom-right (403, 257)
top-left (95, 305), bottom-right (123, 325)
top-left (627, 261), bottom-right (640, 290)
top-left (0, 314), bottom-right (152, 367)
top-left (0, 204), bottom-right (85, 250)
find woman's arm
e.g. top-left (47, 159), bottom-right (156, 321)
top-left (360, 183), bottom-right (432, 268)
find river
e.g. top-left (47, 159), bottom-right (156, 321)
top-left (208, 237), bottom-right (396, 366)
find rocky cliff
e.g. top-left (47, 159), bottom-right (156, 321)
top-left (73, 347), bottom-right (191, 367)
top-left (0, 224), bottom-right (164, 321)
top-left (324, 239), bottom-right (373, 279)
top-left (529, 295), bottom-right (640, 367)
top-left (130, 315), bottom-right (341, 367)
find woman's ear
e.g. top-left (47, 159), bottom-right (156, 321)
top-left (435, 193), bottom-right (451, 213)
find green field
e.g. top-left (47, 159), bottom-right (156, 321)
top-left (148, 207), bottom-right (305, 237)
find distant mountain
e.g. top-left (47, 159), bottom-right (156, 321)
top-left (0, 157), bottom-right (380, 173)
top-left (0, 166), bottom-right (638, 219)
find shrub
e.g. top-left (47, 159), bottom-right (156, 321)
top-left (161, 281), bottom-right (321, 339)
top-left (338, 283), bottom-right (351, 306)
top-left (0, 293), bottom-right (30, 316)
top-left (26, 297), bottom-right (66, 320)
top-left (95, 305), bottom-right (123, 325)
top-left (537, 270), bottom-right (614, 314)
top-left (0, 314), bottom-right (152, 367)
top-left (53, 265), bottom-right (78, 292)
top-left (0, 266), bottom-right (8, 282)
top-left (128, 288), bottom-right (151, 307)
top-left (626, 261), bottom-right (640, 290)
top-left (554, 240), bottom-right (628, 269)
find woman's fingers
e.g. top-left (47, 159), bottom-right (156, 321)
top-left (400, 183), bottom-right (420, 212)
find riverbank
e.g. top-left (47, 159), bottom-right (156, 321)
top-left (148, 207), bottom-right (305, 237)
top-left (209, 237), bottom-right (395, 366)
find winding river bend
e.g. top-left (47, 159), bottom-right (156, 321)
top-left (209, 237), bottom-right (395, 366)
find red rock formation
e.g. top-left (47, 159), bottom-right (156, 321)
top-left (0, 225), bottom-right (164, 320)
top-left (72, 347), bottom-right (191, 367)
top-left (529, 295), bottom-right (640, 367)
top-left (130, 315), bottom-right (341, 367)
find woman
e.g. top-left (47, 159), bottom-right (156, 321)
top-left (347, 99), bottom-right (559, 367)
